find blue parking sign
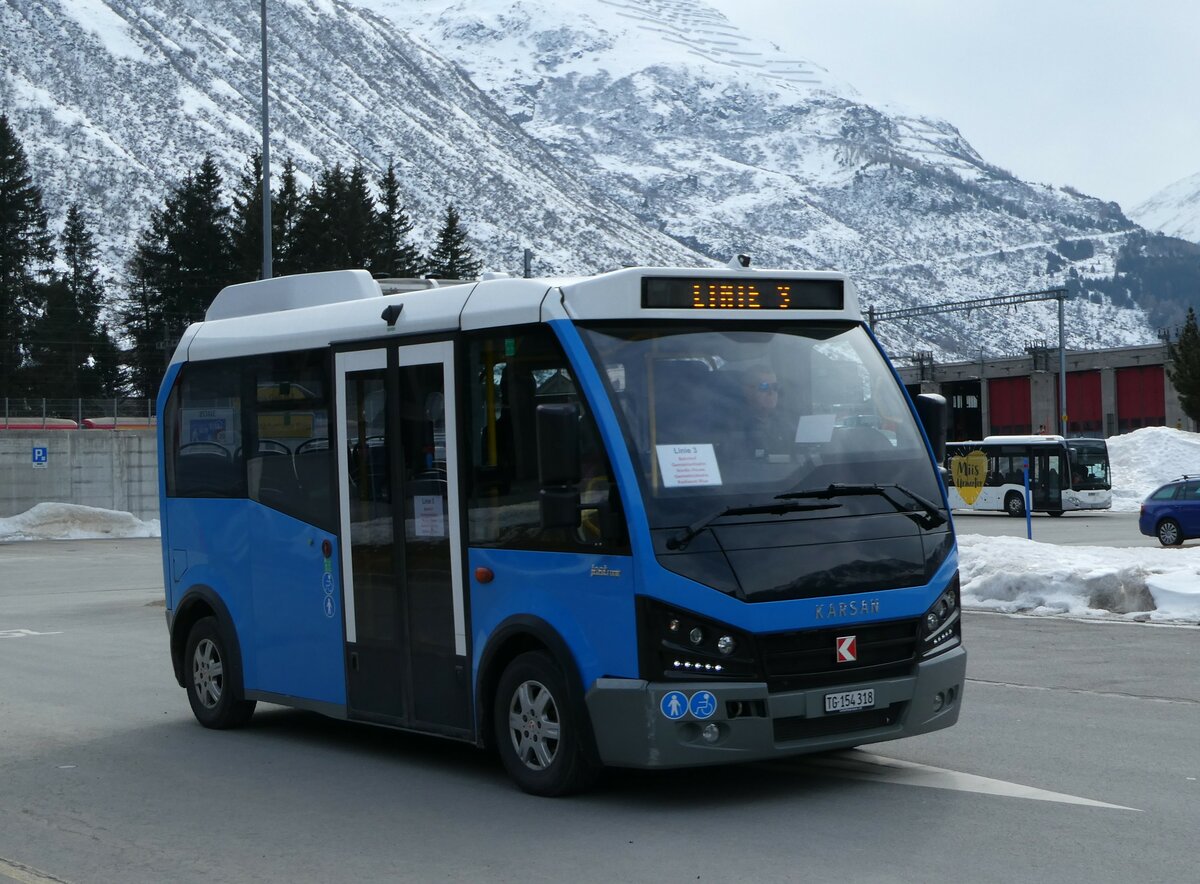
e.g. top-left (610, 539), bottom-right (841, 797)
top-left (32, 445), bottom-right (48, 469)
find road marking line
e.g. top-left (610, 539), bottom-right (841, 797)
top-left (968, 676), bottom-right (1200, 706)
top-left (0, 858), bottom-right (71, 884)
top-left (777, 750), bottom-right (1141, 811)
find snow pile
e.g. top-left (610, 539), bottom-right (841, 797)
top-left (0, 503), bottom-right (160, 542)
top-left (959, 534), bottom-right (1200, 623)
top-left (1107, 426), bottom-right (1200, 511)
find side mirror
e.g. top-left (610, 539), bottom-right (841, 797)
top-left (540, 487), bottom-right (582, 529)
top-left (536, 403), bottom-right (581, 486)
top-left (915, 393), bottom-right (947, 465)
top-left (536, 403), bottom-right (582, 530)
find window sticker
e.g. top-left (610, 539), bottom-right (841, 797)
top-left (655, 444), bottom-right (723, 488)
top-left (414, 495), bottom-right (447, 537)
top-left (794, 413), bottom-right (836, 444)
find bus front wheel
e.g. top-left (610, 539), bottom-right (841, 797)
top-left (184, 617), bottom-right (256, 729)
top-left (493, 651), bottom-right (599, 797)
top-left (1004, 492), bottom-right (1026, 517)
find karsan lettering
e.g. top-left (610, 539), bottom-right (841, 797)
top-left (814, 599), bottom-right (882, 619)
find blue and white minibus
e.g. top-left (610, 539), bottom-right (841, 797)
top-left (158, 266), bottom-right (965, 795)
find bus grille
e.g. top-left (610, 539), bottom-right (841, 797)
top-left (759, 619), bottom-right (920, 693)
top-left (773, 703), bottom-right (905, 742)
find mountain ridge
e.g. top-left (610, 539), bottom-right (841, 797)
top-left (3, 0), bottom-right (1168, 360)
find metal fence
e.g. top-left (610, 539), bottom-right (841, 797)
top-left (0, 398), bottom-right (157, 430)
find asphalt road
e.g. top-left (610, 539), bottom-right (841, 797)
top-left (1, 538), bottom-right (1196, 884)
top-left (950, 509), bottom-right (1171, 547)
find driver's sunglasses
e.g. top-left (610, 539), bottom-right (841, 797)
top-left (757, 382), bottom-right (780, 392)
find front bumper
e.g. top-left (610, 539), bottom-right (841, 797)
top-left (585, 645), bottom-right (966, 769)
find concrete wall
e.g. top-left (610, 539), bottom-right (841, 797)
top-left (0, 430), bottom-right (158, 520)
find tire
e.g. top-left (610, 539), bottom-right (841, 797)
top-left (184, 616), bottom-right (256, 729)
top-left (1004, 492), bottom-right (1026, 517)
top-left (493, 651), bottom-right (599, 797)
top-left (1156, 518), bottom-right (1183, 547)
top-left (1048, 510), bottom-right (1064, 518)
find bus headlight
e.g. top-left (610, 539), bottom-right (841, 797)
top-left (921, 574), bottom-right (961, 658)
top-left (638, 598), bottom-right (758, 681)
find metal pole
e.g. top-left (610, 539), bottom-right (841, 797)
top-left (1058, 293), bottom-right (1067, 436)
top-left (260, 0), bottom-right (273, 280)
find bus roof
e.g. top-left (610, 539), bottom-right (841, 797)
top-left (948, 435), bottom-right (1108, 446)
top-left (181, 266), bottom-right (860, 364)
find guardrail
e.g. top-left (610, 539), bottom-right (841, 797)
top-left (0, 399), bottom-right (156, 430)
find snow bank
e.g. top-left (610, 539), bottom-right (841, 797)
top-left (0, 503), bottom-right (160, 542)
top-left (1107, 426), bottom-right (1200, 512)
top-left (959, 534), bottom-right (1200, 623)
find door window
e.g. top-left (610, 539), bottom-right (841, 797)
top-left (466, 328), bottom-right (626, 552)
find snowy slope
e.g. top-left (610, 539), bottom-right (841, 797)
top-left (364, 0), bottom-right (1158, 357)
top-left (1, 0), bottom-right (706, 277)
top-left (1130, 171), bottom-right (1200, 243)
top-left (2, 0), bottom-right (1165, 358)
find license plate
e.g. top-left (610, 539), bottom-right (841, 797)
top-left (824, 689), bottom-right (875, 713)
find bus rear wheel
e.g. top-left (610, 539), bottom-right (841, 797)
top-left (184, 617), bottom-right (256, 729)
top-left (493, 651), bottom-right (599, 797)
top-left (1004, 492), bottom-right (1026, 517)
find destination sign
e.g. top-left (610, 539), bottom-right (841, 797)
top-left (642, 277), bottom-right (844, 311)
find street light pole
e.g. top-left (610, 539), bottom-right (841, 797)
top-left (260, 0), bottom-right (273, 280)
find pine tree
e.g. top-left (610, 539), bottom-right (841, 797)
top-left (229, 152), bottom-right (265, 281)
top-left (290, 162), bottom-right (381, 272)
top-left (344, 163), bottom-right (379, 271)
top-left (426, 203), bottom-right (482, 280)
top-left (291, 164), bottom-right (349, 272)
top-left (123, 154), bottom-right (235, 395)
top-left (28, 205), bottom-right (122, 399)
top-left (373, 161), bottom-right (423, 277)
top-left (1167, 306), bottom-right (1200, 425)
top-left (0, 114), bottom-right (54, 398)
top-left (273, 158), bottom-right (303, 276)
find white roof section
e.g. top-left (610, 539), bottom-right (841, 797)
top-left (180, 266), bottom-right (863, 364)
top-left (459, 278), bottom-right (555, 330)
top-left (205, 269), bottom-right (382, 321)
top-left (186, 280), bottom-right (475, 363)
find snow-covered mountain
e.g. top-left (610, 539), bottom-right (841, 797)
top-left (1, 0), bottom-right (704, 277)
top-left (2, 0), bottom-right (1163, 358)
top-left (361, 0), bottom-right (1159, 357)
top-left (1131, 172), bottom-right (1200, 244)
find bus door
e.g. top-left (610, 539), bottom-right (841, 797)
top-left (335, 343), bottom-right (470, 735)
top-left (1030, 448), bottom-right (1064, 512)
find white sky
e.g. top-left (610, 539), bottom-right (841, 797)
top-left (707, 0), bottom-right (1199, 210)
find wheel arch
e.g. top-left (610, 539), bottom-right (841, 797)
top-left (474, 615), bottom-right (599, 762)
top-left (170, 585), bottom-right (248, 699)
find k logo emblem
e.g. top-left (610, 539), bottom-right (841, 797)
top-left (836, 635), bottom-right (857, 663)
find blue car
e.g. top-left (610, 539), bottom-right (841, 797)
top-left (1139, 476), bottom-right (1200, 546)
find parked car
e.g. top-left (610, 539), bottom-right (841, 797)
top-left (1139, 476), bottom-right (1200, 546)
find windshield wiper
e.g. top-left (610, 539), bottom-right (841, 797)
top-left (776, 483), bottom-right (946, 530)
top-left (667, 501), bottom-right (842, 550)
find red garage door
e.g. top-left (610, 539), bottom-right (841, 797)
top-left (988, 376), bottom-right (1031, 436)
top-left (1116, 366), bottom-right (1165, 432)
top-left (1061, 370), bottom-right (1102, 435)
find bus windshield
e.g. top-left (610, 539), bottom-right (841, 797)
top-left (1067, 439), bottom-right (1111, 490)
top-left (578, 321), bottom-right (944, 528)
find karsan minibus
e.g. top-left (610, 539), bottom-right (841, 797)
top-left (158, 265), bottom-right (964, 795)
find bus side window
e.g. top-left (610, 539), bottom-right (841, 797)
top-left (248, 350), bottom-right (335, 533)
top-left (168, 360), bottom-right (246, 499)
top-left (466, 328), bottom-right (626, 553)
